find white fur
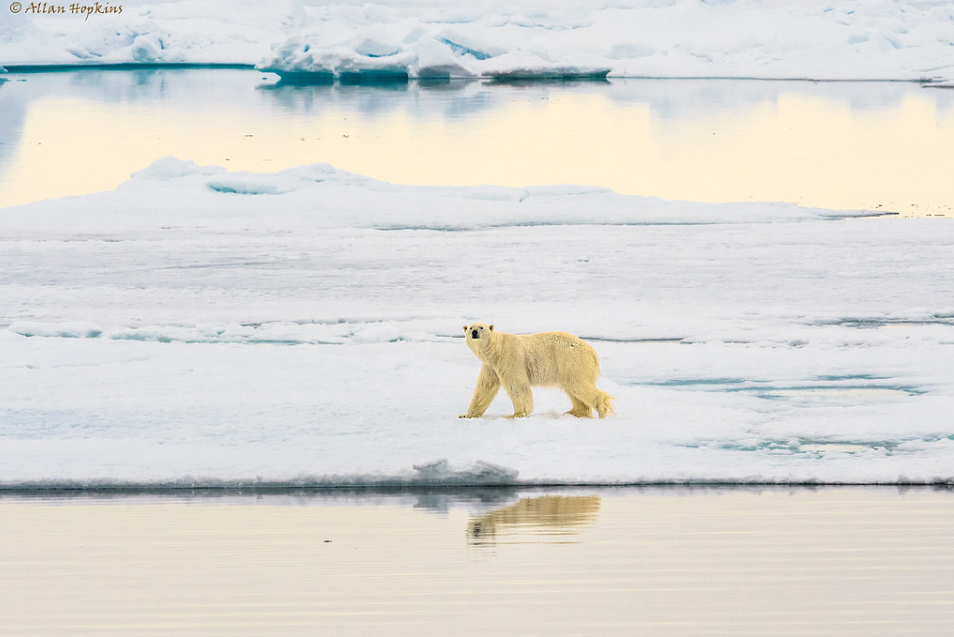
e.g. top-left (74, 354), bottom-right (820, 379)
top-left (460, 323), bottom-right (615, 419)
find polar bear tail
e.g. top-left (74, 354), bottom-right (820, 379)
top-left (594, 390), bottom-right (616, 418)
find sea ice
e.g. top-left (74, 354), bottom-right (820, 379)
top-left (1, 1), bottom-right (952, 82)
top-left (1, 158), bottom-right (952, 487)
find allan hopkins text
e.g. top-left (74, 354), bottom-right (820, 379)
top-left (18, 2), bottom-right (122, 20)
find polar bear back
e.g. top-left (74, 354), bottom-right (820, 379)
top-left (520, 331), bottom-right (600, 387)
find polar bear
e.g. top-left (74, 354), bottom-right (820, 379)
top-left (460, 323), bottom-right (615, 419)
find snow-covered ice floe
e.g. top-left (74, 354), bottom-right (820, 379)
top-left (254, 0), bottom-right (954, 82)
top-left (2, 1), bottom-right (953, 82)
top-left (1, 158), bottom-right (952, 488)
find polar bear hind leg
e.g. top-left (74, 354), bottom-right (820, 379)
top-left (593, 389), bottom-right (616, 418)
top-left (565, 395), bottom-right (594, 418)
top-left (562, 379), bottom-right (615, 419)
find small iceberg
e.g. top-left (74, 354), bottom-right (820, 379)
top-left (256, 26), bottom-right (609, 84)
top-left (412, 459), bottom-right (520, 484)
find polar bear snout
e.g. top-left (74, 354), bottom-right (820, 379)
top-left (471, 329), bottom-right (480, 339)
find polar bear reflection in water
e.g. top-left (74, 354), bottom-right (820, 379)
top-left (460, 323), bottom-right (615, 419)
top-left (467, 495), bottom-right (602, 546)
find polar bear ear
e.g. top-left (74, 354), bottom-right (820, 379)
top-left (463, 325), bottom-right (468, 333)
top-left (489, 325), bottom-right (494, 331)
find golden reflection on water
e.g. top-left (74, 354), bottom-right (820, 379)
top-left (1, 488), bottom-right (952, 636)
top-left (1, 76), bottom-right (952, 216)
top-left (467, 495), bottom-right (601, 545)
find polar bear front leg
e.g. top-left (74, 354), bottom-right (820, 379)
top-left (504, 381), bottom-right (534, 418)
top-left (460, 363), bottom-right (500, 418)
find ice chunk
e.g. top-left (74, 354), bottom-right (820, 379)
top-left (412, 460), bottom-right (520, 484)
top-left (354, 33), bottom-right (403, 58)
top-left (206, 176), bottom-right (292, 196)
top-left (131, 157), bottom-right (224, 181)
top-left (9, 322), bottom-right (102, 339)
top-left (483, 67), bottom-right (611, 81)
top-left (413, 37), bottom-right (477, 78)
top-left (257, 39), bottom-right (416, 82)
top-left (434, 30), bottom-right (507, 60)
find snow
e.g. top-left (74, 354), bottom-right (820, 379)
top-left (1, 1), bottom-right (952, 81)
top-left (1, 158), bottom-right (952, 487)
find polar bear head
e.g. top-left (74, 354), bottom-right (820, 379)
top-left (464, 323), bottom-right (494, 340)
top-left (463, 323), bottom-right (494, 355)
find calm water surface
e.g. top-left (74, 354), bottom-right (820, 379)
top-left (1, 487), bottom-right (952, 636)
top-left (1, 69), bottom-right (952, 215)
